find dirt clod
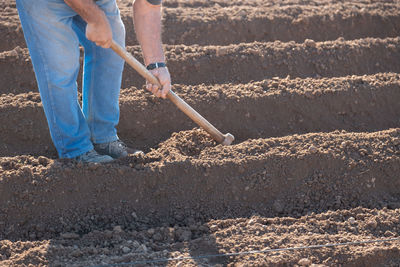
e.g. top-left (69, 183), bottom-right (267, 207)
top-left (298, 258), bottom-right (312, 266)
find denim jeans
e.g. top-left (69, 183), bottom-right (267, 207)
top-left (16, 0), bottom-right (125, 158)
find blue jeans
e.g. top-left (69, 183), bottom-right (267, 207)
top-left (16, 0), bottom-right (125, 158)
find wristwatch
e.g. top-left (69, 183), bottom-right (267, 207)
top-left (146, 62), bottom-right (166, 70)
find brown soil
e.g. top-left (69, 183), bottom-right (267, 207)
top-left (1, 0), bottom-right (399, 51)
top-left (1, 208), bottom-right (399, 266)
top-left (1, 129), bottom-right (400, 266)
top-left (1, 128), bottom-right (400, 236)
top-left (2, 38), bottom-right (400, 95)
top-left (1, 0), bottom-right (400, 266)
top-left (1, 73), bottom-right (400, 157)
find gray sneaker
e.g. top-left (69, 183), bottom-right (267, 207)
top-left (94, 139), bottom-right (143, 159)
top-left (75, 150), bottom-right (114, 163)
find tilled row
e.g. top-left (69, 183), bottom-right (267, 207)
top-left (1, 1), bottom-right (399, 51)
top-left (2, 37), bottom-right (400, 95)
top-left (156, 0), bottom-right (398, 8)
top-left (1, 208), bottom-right (399, 266)
top-left (1, 73), bottom-right (399, 157)
top-left (0, 128), bottom-right (399, 240)
top-left (140, 1), bottom-right (400, 46)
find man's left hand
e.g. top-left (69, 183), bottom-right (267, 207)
top-left (146, 67), bottom-right (171, 99)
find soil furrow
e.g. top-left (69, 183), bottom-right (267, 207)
top-left (156, 0), bottom-right (398, 8)
top-left (0, 208), bottom-right (399, 266)
top-left (0, 73), bottom-right (399, 157)
top-left (0, 128), bottom-right (399, 240)
top-left (1, 2), bottom-right (399, 51)
top-left (146, 3), bottom-right (400, 46)
top-left (2, 37), bottom-right (400, 95)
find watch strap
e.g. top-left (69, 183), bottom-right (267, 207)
top-left (146, 62), bottom-right (166, 70)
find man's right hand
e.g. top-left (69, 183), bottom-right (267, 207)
top-left (64, 0), bottom-right (113, 48)
top-left (86, 14), bottom-right (113, 48)
top-left (146, 67), bottom-right (171, 99)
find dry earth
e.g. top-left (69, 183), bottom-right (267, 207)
top-left (0, 0), bottom-right (400, 266)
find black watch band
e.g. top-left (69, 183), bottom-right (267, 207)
top-left (146, 62), bottom-right (166, 70)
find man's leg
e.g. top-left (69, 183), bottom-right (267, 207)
top-left (16, 0), bottom-right (93, 158)
top-left (72, 0), bottom-right (126, 145)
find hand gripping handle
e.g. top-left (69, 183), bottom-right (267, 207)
top-left (110, 40), bottom-right (234, 145)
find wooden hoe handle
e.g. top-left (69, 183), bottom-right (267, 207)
top-left (110, 40), bottom-right (234, 145)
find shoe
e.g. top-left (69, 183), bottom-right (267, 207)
top-left (94, 139), bottom-right (143, 159)
top-left (75, 150), bottom-right (114, 163)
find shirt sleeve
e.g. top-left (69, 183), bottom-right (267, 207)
top-left (147, 0), bottom-right (162, 5)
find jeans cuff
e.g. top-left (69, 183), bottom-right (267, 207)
top-left (92, 135), bottom-right (119, 145)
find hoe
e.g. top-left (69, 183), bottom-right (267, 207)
top-left (110, 40), bottom-right (234, 146)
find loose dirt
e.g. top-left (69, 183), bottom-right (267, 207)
top-left (2, 73), bottom-right (400, 157)
top-left (1, 0), bottom-right (400, 266)
top-left (1, 0), bottom-right (400, 51)
top-left (3, 37), bottom-right (400, 95)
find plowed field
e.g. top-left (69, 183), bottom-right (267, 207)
top-left (1, 0), bottom-right (400, 266)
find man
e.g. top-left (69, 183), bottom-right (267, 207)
top-left (16, 0), bottom-right (171, 163)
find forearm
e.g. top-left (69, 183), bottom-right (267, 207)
top-left (64, 0), bottom-right (106, 25)
top-left (133, 0), bottom-right (165, 65)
